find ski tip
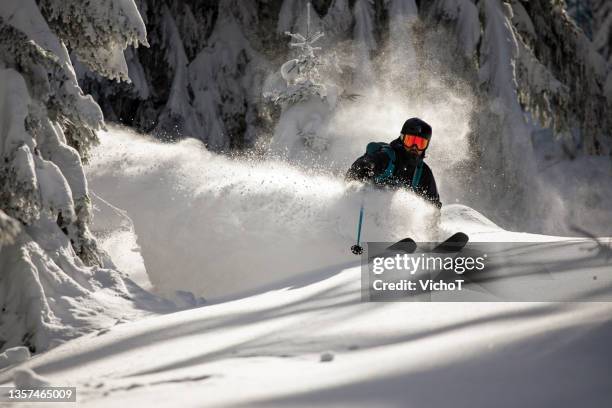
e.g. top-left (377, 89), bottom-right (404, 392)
top-left (386, 238), bottom-right (417, 253)
top-left (448, 232), bottom-right (469, 240)
top-left (430, 232), bottom-right (469, 253)
top-left (396, 238), bottom-right (416, 244)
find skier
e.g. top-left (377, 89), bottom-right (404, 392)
top-left (346, 117), bottom-right (441, 208)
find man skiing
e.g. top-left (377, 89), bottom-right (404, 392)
top-left (346, 117), bottom-right (441, 208)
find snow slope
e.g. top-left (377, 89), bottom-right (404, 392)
top-left (0, 247), bottom-right (611, 406)
top-left (1, 127), bottom-right (610, 406)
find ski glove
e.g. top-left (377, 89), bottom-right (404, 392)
top-left (346, 155), bottom-right (376, 182)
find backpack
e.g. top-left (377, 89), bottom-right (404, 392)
top-left (365, 142), bottom-right (423, 189)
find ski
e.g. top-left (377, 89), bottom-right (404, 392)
top-left (360, 233), bottom-right (468, 257)
top-left (366, 237), bottom-right (417, 261)
top-left (383, 233), bottom-right (469, 254)
top-left (386, 237), bottom-right (417, 253)
top-left (430, 232), bottom-right (469, 253)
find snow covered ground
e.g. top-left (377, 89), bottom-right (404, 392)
top-left (2, 270), bottom-right (611, 407)
top-left (1, 127), bottom-right (611, 407)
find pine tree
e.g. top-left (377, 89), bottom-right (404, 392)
top-left (265, 3), bottom-right (328, 106)
top-left (0, 0), bottom-right (149, 353)
top-left (38, 0), bottom-right (148, 82)
top-left (264, 2), bottom-right (343, 156)
top-left (426, 0), bottom-right (610, 154)
top-left (591, 0), bottom-right (612, 104)
top-left (591, 0), bottom-right (612, 61)
top-left (566, 0), bottom-right (594, 38)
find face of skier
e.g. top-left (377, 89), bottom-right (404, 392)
top-left (402, 134), bottom-right (428, 157)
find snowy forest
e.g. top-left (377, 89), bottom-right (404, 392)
top-left (76, 0), bottom-right (612, 233)
top-left (1, 0), bottom-right (612, 406)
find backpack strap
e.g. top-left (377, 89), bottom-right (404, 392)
top-left (366, 142), bottom-right (396, 184)
top-left (411, 159), bottom-right (423, 190)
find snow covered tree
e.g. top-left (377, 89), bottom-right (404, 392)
top-left (73, 0), bottom-right (217, 139)
top-left (76, 0), bottom-right (269, 150)
top-left (352, 0), bottom-right (378, 86)
top-left (75, 0), bottom-right (609, 156)
top-left (419, 0), bottom-right (612, 229)
top-left (67, 0), bottom-right (610, 235)
top-left (0, 210), bottom-right (20, 248)
top-left (566, 0), bottom-right (594, 38)
top-left (427, 0), bottom-right (610, 153)
top-left (75, 0), bottom-right (358, 150)
top-left (565, 0), bottom-right (612, 104)
top-left (517, 0), bottom-right (610, 154)
top-left (590, 0), bottom-right (612, 103)
top-left (266, 3), bottom-right (328, 105)
top-left (264, 2), bottom-right (343, 157)
top-left (187, 0), bottom-right (270, 150)
top-left (0, 0), bottom-right (154, 353)
top-left (38, 0), bottom-right (148, 82)
top-left (591, 0), bottom-right (612, 60)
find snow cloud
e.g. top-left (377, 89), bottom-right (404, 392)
top-left (87, 127), bottom-right (438, 301)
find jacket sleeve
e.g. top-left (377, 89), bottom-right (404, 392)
top-left (421, 165), bottom-right (442, 208)
top-left (345, 151), bottom-right (389, 182)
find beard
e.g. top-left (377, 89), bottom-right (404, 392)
top-left (403, 147), bottom-right (422, 165)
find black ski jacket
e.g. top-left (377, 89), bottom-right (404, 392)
top-left (346, 138), bottom-right (442, 208)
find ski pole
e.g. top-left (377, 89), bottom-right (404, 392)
top-left (351, 201), bottom-right (365, 255)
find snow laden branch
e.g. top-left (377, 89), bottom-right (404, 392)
top-left (0, 0), bottom-right (160, 355)
top-left (267, 3), bottom-right (328, 106)
top-left (0, 210), bottom-right (21, 247)
top-left (428, 0), bottom-right (611, 155)
top-left (265, 2), bottom-right (343, 157)
top-left (39, 0), bottom-right (148, 82)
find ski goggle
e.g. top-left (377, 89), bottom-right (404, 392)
top-left (402, 134), bottom-right (429, 150)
